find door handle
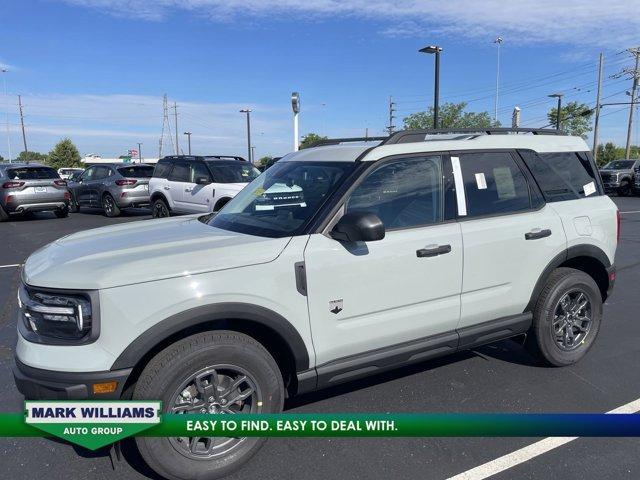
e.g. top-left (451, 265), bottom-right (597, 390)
top-left (525, 229), bottom-right (552, 240)
top-left (416, 244), bottom-right (452, 258)
top-left (163, 186), bottom-right (170, 190)
top-left (185, 188), bottom-right (192, 192)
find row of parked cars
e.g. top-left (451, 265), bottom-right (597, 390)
top-left (0, 155), bottom-right (265, 221)
top-left (599, 159), bottom-right (640, 196)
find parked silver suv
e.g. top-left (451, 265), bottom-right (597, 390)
top-left (69, 163), bottom-right (154, 217)
top-left (0, 163), bottom-right (70, 221)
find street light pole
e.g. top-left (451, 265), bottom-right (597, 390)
top-left (593, 52), bottom-right (604, 160)
top-left (1, 69), bottom-right (11, 161)
top-left (549, 93), bottom-right (564, 131)
top-left (137, 142), bottom-right (143, 163)
top-left (240, 109), bottom-right (252, 162)
top-left (494, 37), bottom-right (503, 125)
top-left (183, 132), bottom-right (192, 155)
top-left (419, 45), bottom-right (443, 129)
top-left (291, 92), bottom-right (300, 151)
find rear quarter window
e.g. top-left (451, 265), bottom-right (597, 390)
top-left (520, 150), bottom-right (601, 202)
top-left (153, 160), bottom-right (173, 179)
top-left (118, 166), bottom-right (155, 178)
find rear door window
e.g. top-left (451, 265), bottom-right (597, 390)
top-left (520, 150), bottom-right (601, 201)
top-left (7, 167), bottom-right (58, 180)
top-left (168, 162), bottom-right (190, 182)
top-left (153, 159), bottom-right (173, 179)
top-left (458, 152), bottom-right (531, 218)
top-left (188, 161), bottom-right (212, 183)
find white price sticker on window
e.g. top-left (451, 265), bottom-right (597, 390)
top-left (583, 181), bottom-right (596, 197)
top-left (474, 173), bottom-right (487, 189)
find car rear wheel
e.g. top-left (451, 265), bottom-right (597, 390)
top-left (526, 267), bottom-right (602, 366)
top-left (0, 204), bottom-right (8, 222)
top-left (133, 331), bottom-right (284, 480)
top-left (102, 193), bottom-right (121, 217)
top-left (55, 206), bottom-right (69, 218)
top-left (618, 181), bottom-right (631, 197)
top-left (152, 198), bottom-right (171, 218)
top-left (69, 195), bottom-right (80, 213)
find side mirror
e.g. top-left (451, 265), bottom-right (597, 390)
top-left (330, 211), bottom-right (385, 242)
top-left (195, 176), bottom-right (211, 185)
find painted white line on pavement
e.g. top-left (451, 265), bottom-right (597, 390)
top-left (446, 397), bottom-right (640, 480)
top-left (620, 210), bottom-right (640, 214)
top-left (0, 264), bottom-right (21, 269)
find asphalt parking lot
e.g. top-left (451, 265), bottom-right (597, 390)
top-left (1, 199), bottom-right (640, 480)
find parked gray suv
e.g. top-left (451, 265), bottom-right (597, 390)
top-left (0, 163), bottom-right (70, 221)
top-left (599, 159), bottom-right (640, 196)
top-left (69, 163), bottom-right (154, 217)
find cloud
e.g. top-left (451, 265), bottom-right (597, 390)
top-left (0, 93), bottom-right (290, 158)
top-left (60, 0), bottom-right (640, 47)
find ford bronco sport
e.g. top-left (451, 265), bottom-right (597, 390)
top-left (13, 128), bottom-right (618, 479)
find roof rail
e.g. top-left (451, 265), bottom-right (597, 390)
top-left (306, 136), bottom-right (388, 148)
top-left (383, 128), bottom-right (563, 145)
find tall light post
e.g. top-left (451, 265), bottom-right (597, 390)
top-left (239, 109), bottom-right (252, 162)
top-left (494, 36), bottom-right (503, 125)
top-left (137, 142), bottom-right (143, 163)
top-left (1, 68), bottom-right (11, 161)
top-left (183, 132), bottom-right (192, 155)
top-left (419, 45), bottom-right (443, 129)
top-left (549, 93), bottom-right (564, 131)
top-left (291, 92), bottom-right (300, 151)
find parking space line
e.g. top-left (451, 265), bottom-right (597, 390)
top-left (446, 398), bottom-right (640, 480)
top-left (0, 264), bottom-right (21, 269)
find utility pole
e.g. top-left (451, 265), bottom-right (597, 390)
top-left (625, 48), bottom-right (640, 159)
top-left (183, 132), bottom-right (192, 155)
top-left (511, 106), bottom-right (521, 128)
top-left (494, 36), bottom-right (503, 125)
top-left (173, 102), bottom-right (179, 155)
top-left (386, 96), bottom-right (396, 134)
top-left (1, 68), bottom-right (11, 161)
top-left (240, 109), bottom-right (252, 162)
top-left (549, 93), bottom-right (563, 131)
top-left (593, 52), bottom-right (604, 161)
top-left (18, 94), bottom-right (27, 155)
top-left (137, 142), bottom-right (143, 163)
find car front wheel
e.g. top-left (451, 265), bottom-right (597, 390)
top-left (152, 198), bottom-right (171, 218)
top-left (526, 267), bottom-right (602, 366)
top-left (102, 193), bottom-right (121, 217)
top-left (133, 331), bottom-right (284, 480)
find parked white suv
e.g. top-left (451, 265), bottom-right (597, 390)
top-left (149, 155), bottom-right (260, 217)
top-left (13, 129), bottom-right (618, 480)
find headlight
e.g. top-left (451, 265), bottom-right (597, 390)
top-left (18, 284), bottom-right (94, 341)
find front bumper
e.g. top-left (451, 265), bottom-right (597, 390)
top-left (13, 359), bottom-right (131, 400)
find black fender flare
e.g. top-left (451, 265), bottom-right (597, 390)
top-left (150, 191), bottom-right (170, 206)
top-left (525, 244), bottom-right (612, 312)
top-left (110, 302), bottom-right (310, 372)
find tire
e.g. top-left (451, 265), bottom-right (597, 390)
top-left (214, 198), bottom-right (230, 212)
top-left (152, 198), bottom-right (171, 218)
top-left (0, 204), bottom-right (8, 222)
top-left (618, 181), bottom-right (631, 197)
top-left (526, 267), bottom-right (602, 366)
top-left (69, 195), bottom-right (80, 213)
top-left (133, 331), bottom-right (284, 480)
top-left (102, 193), bottom-right (121, 217)
top-left (55, 206), bottom-right (69, 218)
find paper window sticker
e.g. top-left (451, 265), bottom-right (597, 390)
top-left (584, 181), bottom-right (596, 197)
top-left (475, 173), bottom-right (487, 189)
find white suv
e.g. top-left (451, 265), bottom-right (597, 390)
top-left (149, 155), bottom-right (260, 217)
top-left (13, 129), bottom-right (618, 480)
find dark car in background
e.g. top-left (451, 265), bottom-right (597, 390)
top-left (68, 163), bottom-right (154, 217)
top-left (0, 163), bottom-right (70, 221)
top-left (599, 159), bottom-right (640, 196)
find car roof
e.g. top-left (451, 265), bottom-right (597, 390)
top-left (160, 155), bottom-right (247, 162)
top-left (0, 162), bottom-right (49, 169)
top-left (280, 130), bottom-right (591, 163)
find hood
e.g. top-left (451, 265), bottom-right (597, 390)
top-left (23, 216), bottom-right (291, 290)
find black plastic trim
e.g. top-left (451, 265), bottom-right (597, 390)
top-left (457, 313), bottom-right (532, 349)
top-left (13, 360), bottom-right (131, 400)
top-left (294, 261), bottom-right (307, 296)
top-left (110, 302), bottom-right (310, 372)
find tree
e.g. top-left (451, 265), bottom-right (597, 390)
top-left (258, 156), bottom-right (273, 167)
top-left (403, 102), bottom-right (497, 130)
top-left (596, 142), bottom-right (640, 166)
top-left (547, 101), bottom-right (592, 138)
top-left (300, 133), bottom-right (328, 149)
top-left (17, 150), bottom-right (49, 164)
top-left (0, 154), bottom-right (4, 162)
top-left (47, 138), bottom-right (82, 170)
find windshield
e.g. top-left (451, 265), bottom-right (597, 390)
top-left (603, 160), bottom-right (635, 170)
top-left (117, 165), bottom-right (155, 178)
top-left (208, 161), bottom-right (356, 237)
top-left (7, 167), bottom-right (59, 180)
top-left (205, 161), bottom-right (260, 183)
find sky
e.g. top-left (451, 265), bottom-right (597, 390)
top-left (0, 0), bottom-right (639, 160)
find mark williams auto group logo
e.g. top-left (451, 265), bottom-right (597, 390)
top-left (25, 401), bottom-right (161, 449)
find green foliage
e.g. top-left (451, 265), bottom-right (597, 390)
top-left (258, 156), bottom-right (273, 167)
top-left (596, 142), bottom-right (640, 166)
top-left (547, 101), bottom-right (592, 138)
top-left (300, 133), bottom-right (328, 149)
top-left (403, 102), bottom-right (497, 130)
top-left (47, 138), bottom-right (82, 170)
top-left (0, 154), bottom-right (4, 162)
top-left (17, 150), bottom-right (49, 164)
